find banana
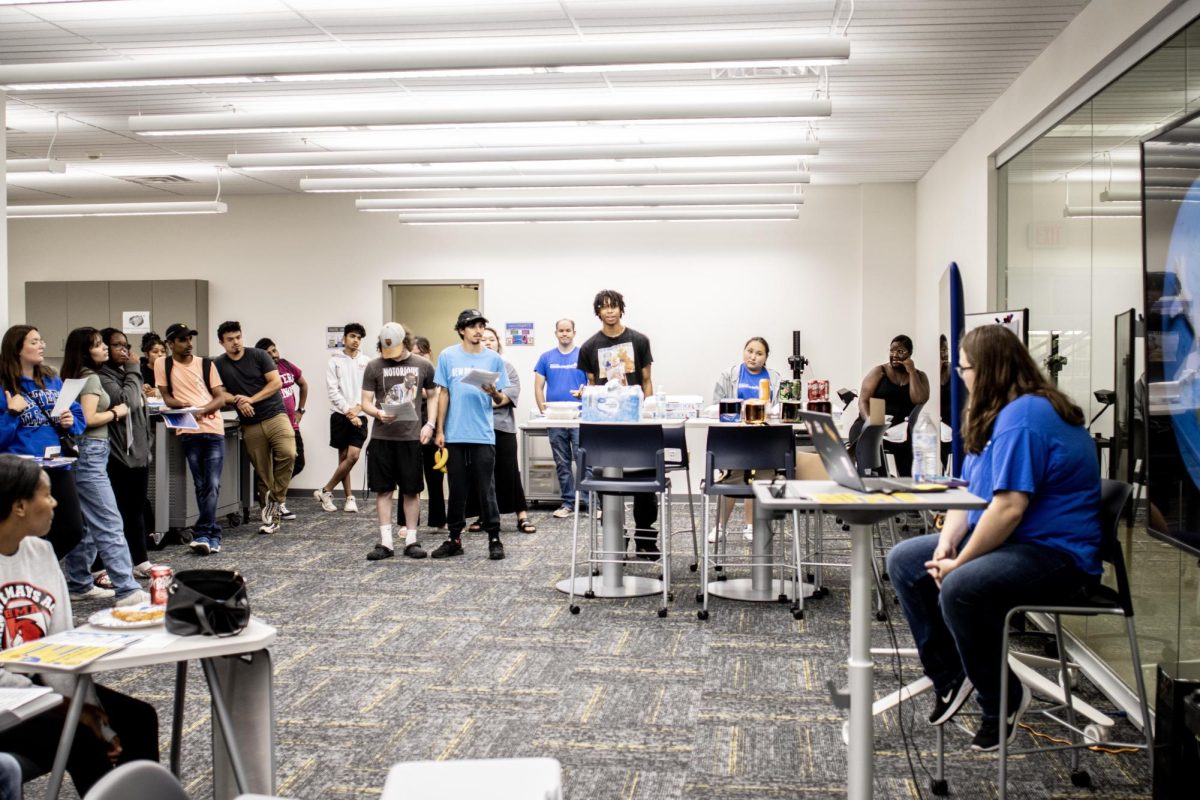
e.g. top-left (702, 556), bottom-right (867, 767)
top-left (433, 447), bottom-right (449, 472)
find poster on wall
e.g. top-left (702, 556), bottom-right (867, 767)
top-left (326, 326), bottom-right (344, 351)
top-left (964, 308), bottom-right (1029, 346)
top-left (505, 322), bottom-right (534, 347)
top-left (122, 311), bottom-right (150, 336)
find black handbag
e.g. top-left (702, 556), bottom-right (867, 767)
top-left (165, 569), bottom-right (251, 637)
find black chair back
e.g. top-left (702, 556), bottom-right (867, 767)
top-left (855, 423), bottom-right (886, 476)
top-left (663, 424), bottom-right (688, 470)
top-left (578, 423), bottom-right (665, 471)
top-left (704, 425), bottom-right (795, 486)
top-left (1098, 479), bottom-right (1134, 616)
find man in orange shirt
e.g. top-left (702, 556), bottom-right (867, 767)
top-left (155, 323), bottom-right (227, 555)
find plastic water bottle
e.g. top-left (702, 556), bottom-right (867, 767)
top-left (911, 411), bottom-right (940, 482)
top-left (655, 387), bottom-right (667, 419)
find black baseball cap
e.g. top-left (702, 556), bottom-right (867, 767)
top-left (455, 308), bottom-right (487, 330)
top-left (164, 322), bottom-right (198, 341)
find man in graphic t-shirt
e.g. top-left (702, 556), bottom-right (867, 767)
top-left (360, 322), bottom-right (437, 561)
top-left (431, 309), bottom-right (510, 561)
top-left (533, 318), bottom-right (587, 518)
top-left (577, 289), bottom-right (660, 559)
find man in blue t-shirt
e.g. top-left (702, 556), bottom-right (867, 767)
top-left (432, 309), bottom-right (511, 561)
top-left (533, 319), bottom-right (587, 518)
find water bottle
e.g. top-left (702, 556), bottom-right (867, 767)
top-left (911, 411), bottom-right (940, 482)
top-left (654, 387), bottom-right (667, 419)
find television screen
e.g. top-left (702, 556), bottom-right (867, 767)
top-left (1141, 108), bottom-right (1200, 556)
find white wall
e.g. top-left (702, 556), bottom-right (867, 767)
top-left (8, 184), bottom-right (912, 490)
top-left (914, 0), bottom-right (1183, 414)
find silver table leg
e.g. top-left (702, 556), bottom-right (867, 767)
top-left (201, 658), bottom-right (251, 796)
top-left (44, 675), bottom-right (90, 800)
top-left (847, 522), bottom-right (874, 800)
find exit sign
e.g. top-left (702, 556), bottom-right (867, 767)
top-left (1027, 222), bottom-right (1063, 249)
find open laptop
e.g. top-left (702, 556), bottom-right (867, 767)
top-left (797, 411), bottom-right (911, 493)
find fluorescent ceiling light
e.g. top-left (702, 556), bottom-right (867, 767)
top-left (395, 208), bottom-right (800, 224)
top-left (356, 191), bottom-right (802, 211)
top-left (1, 36), bottom-right (847, 91)
top-left (302, 171), bottom-right (810, 192)
top-left (1099, 189), bottom-right (1140, 202)
top-left (1062, 204), bottom-right (1139, 218)
top-left (7, 201), bottom-right (228, 218)
top-left (130, 97), bottom-right (830, 137)
top-left (5, 159), bottom-right (67, 174)
top-left (228, 140), bottom-right (819, 171)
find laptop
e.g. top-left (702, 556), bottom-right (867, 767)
top-left (797, 411), bottom-right (912, 494)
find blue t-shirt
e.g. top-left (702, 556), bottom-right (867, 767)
top-left (736, 363), bottom-right (771, 401)
top-left (434, 345), bottom-right (510, 445)
top-left (962, 394), bottom-right (1101, 574)
top-left (533, 347), bottom-right (585, 403)
top-left (0, 375), bottom-right (87, 459)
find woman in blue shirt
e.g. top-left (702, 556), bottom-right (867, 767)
top-left (886, 324), bottom-right (1101, 753)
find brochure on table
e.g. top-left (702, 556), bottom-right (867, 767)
top-left (0, 629), bottom-right (145, 670)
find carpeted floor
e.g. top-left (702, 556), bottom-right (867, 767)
top-left (41, 497), bottom-right (1152, 799)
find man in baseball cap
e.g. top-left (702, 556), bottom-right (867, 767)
top-left (164, 322), bottom-right (198, 341)
top-left (455, 309), bottom-right (487, 330)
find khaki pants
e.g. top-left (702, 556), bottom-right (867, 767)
top-left (242, 413), bottom-right (296, 506)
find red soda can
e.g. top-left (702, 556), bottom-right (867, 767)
top-left (149, 565), bottom-right (173, 606)
top-left (819, 379), bottom-right (830, 401)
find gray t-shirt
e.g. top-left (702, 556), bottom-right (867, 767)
top-left (79, 370), bottom-right (111, 441)
top-left (214, 347), bottom-right (286, 424)
top-left (363, 353), bottom-right (435, 442)
top-left (492, 360), bottom-right (520, 435)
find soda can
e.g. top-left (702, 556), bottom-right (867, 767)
top-left (149, 565), bottom-right (173, 606)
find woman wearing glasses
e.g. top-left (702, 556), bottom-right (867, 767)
top-left (886, 325), bottom-right (1101, 752)
top-left (849, 333), bottom-right (930, 476)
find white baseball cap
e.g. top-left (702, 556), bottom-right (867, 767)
top-left (378, 322), bottom-right (406, 355)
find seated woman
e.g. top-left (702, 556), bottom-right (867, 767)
top-left (886, 325), bottom-right (1102, 752)
top-left (709, 337), bottom-right (781, 542)
top-left (0, 455), bottom-right (159, 795)
top-left (849, 333), bottom-right (930, 476)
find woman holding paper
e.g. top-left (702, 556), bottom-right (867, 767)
top-left (0, 324), bottom-right (87, 558)
top-left (59, 328), bottom-right (148, 607)
top-left (0, 454), bottom-right (159, 794)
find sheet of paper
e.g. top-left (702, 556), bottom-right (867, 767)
top-left (49, 377), bottom-right (87, 418)
top-left (161, 412), bottom-right (199, 431)
top-left (460, 368), bottom-right (500, 389)
top-left (0, 686), bottom-right (53, 713)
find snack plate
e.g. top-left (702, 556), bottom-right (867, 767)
top-left (88, 605), bottom-right (165, 629)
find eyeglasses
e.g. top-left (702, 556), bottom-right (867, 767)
top-left (955, 364), bottom-right (974, 377)
top-left (109, 343), bottom-right (130, 350)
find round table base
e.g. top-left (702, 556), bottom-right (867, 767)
top-left (706, 577), bottom-right (815, 602)
top-left (555, 575), bottom-right (664, 598)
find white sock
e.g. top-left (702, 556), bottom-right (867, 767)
top-left (380, 524), bottom-right (393, 549)
top-left (404, 528), bottom-right (417, 547)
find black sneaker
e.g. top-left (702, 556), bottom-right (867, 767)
top-left (366, 544), bottom-right (394, 561)
top-left (929, 673), bottom-right (974, 726)
top-left (488, 539), bottom-right (505, 560)
top-left (430, 539), bottom-right (464, 559)
top-left (403, 542), bottom-right (427, 559)
top-left (971, 682), bottom-right (1031, 751)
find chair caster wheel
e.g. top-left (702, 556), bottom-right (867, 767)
top-left (658, 607), bottom-right (668, 618)
top-left (569, 605), bottom-right (580, 615)
top-left (875, 610), bottom-right (888, 621)
top-left (842, 525), bottom-right (850, 532)
top-left (931, 779), bottom-right (948, 796)
top-left (806, 572), bottom-right (815, 582)
top-left (792, 609), bottom-right (804, 620)
top-left (881, 571), bottom-right (890, 582)
top-left (689, 563), bottom-right (697, 572)
top-left (584, 590), bottom-right (596, 599)
top-left (695, 592), bottom-right (704, 603)
top-left (717, 573), bottom-right (727, 581)
top-left (714, 565), bottom-right (723, 572)
top-left (697, 610), bottom-right (709, 620)
top-left (814, 587), bottom-right (829, 599)
top-left (667, 592), bottom-right (675, 602)
top-left (592, 569), bottom-right (601, 577)
top-left (777, 594), bottom-right (789, 604)
top-left (1070, 770), bottom-right (1091, 788)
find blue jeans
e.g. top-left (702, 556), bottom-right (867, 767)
top-left (0, 753), bottom-right (20, 800)
top-left (182, 433), bottom-right (225, 545)
top-left (887, 533), bottom-right (1092, 720)
top-left (547, 426), bottom-right (585, 509)
top-left (63, 438), bottom-right (139, 598)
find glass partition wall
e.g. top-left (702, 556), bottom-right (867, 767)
top-left (998, 23), bottom-right (1200, 709)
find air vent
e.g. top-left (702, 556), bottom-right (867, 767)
top-left (117, 175), bottom-right (196, 187)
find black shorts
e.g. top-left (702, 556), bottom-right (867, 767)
top-left (367, 439), bottom-right (424, 495)
top-left (329, 413), bottom-right (368, 449)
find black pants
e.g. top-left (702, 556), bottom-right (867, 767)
top-left (420, 441), bottom-right (447, 528)
top-left (106, 459), bottom-right (149, 566)
top-left (466, 429), bottom-right (528, 517)
top-left (446, 443), bottom-right (499, 540)
top-left (45, 468), bottom-right (84, 560)
top-left (0, 684), bottom-right (159, 796)
top-left (292, 428), bottom-right (306, 477)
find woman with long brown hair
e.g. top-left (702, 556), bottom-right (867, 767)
top-left (886, 325), bottom-right (1102, 752)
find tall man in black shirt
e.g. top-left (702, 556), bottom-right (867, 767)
top-left (577, 289), bottom-right (659, 558)
top-left (214, 321), bottom-right (296, 534)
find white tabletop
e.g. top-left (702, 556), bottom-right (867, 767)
top-left (521, 417), bottom-right (685, 430)
top-left (752, 479), bottom-right (986, 513)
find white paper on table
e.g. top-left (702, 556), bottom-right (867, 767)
top-left (460, 369), bottom-right (500, 389)
top-left (49, 377), bottom-right (87, 418)
top-left (0, 686), bottom-right (53, 712)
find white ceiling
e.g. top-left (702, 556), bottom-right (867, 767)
top-left (1, 0), bottom-right (1092, 204)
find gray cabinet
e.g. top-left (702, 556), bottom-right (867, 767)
top-left (25, 279), bottom-right (209, 357)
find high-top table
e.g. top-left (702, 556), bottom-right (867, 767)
top-left (752, 480), bottom-right (985, 800)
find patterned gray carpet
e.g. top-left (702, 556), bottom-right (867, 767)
top-left (43, 497), bottom-right (1152, 799)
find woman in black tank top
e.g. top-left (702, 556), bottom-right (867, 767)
top-left (850, 334), bottom-right (931, 476)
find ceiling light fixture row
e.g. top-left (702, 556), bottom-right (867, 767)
top-left (394, 208), bottom-right (802, 225)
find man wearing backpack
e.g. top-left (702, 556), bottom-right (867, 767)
top-left (155, 322), bottom-right (227, 555)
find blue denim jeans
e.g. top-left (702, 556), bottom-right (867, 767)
top-left (182, 433), bottom-right (225, 545)
top-left (547, 426), bottom-right (585, 509)
top-left (62, 437), bottom-right (139, 598)
top-left (887, 532), bottom-right (1092, 720)
top-left (0, 753), bottom-right (19, 800)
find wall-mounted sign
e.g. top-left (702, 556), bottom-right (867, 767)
top-left (505, 322), bottom-right (534, 347)
top-left (122, 311), bottom-right (150, 335)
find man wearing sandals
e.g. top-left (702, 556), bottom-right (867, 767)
top-left (360, 323), bottom-right (436, 561)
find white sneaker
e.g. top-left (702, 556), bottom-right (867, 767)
top-left (115, 589), bottom-right (151, 607)
top-left (70, 585), bottom-right (115, 600)
top-left (259, 518), bottom-right (280, 535)
top-left (743, 524), bottom-right (755, 541)
top-left (707, 528), bottom-right (719, 544)
top-left (552, 507), bottom-right (572, 519)
top-left (314, 489), bottom-right (336, 512)
top-left (279, 503), bottom-right (296, 520)
top-left (132, 561), bottom-right (154, 579)
top-left (260, 500), bottom-right (276, 525)
top-left (344, 495), bottom-right (359, 513)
